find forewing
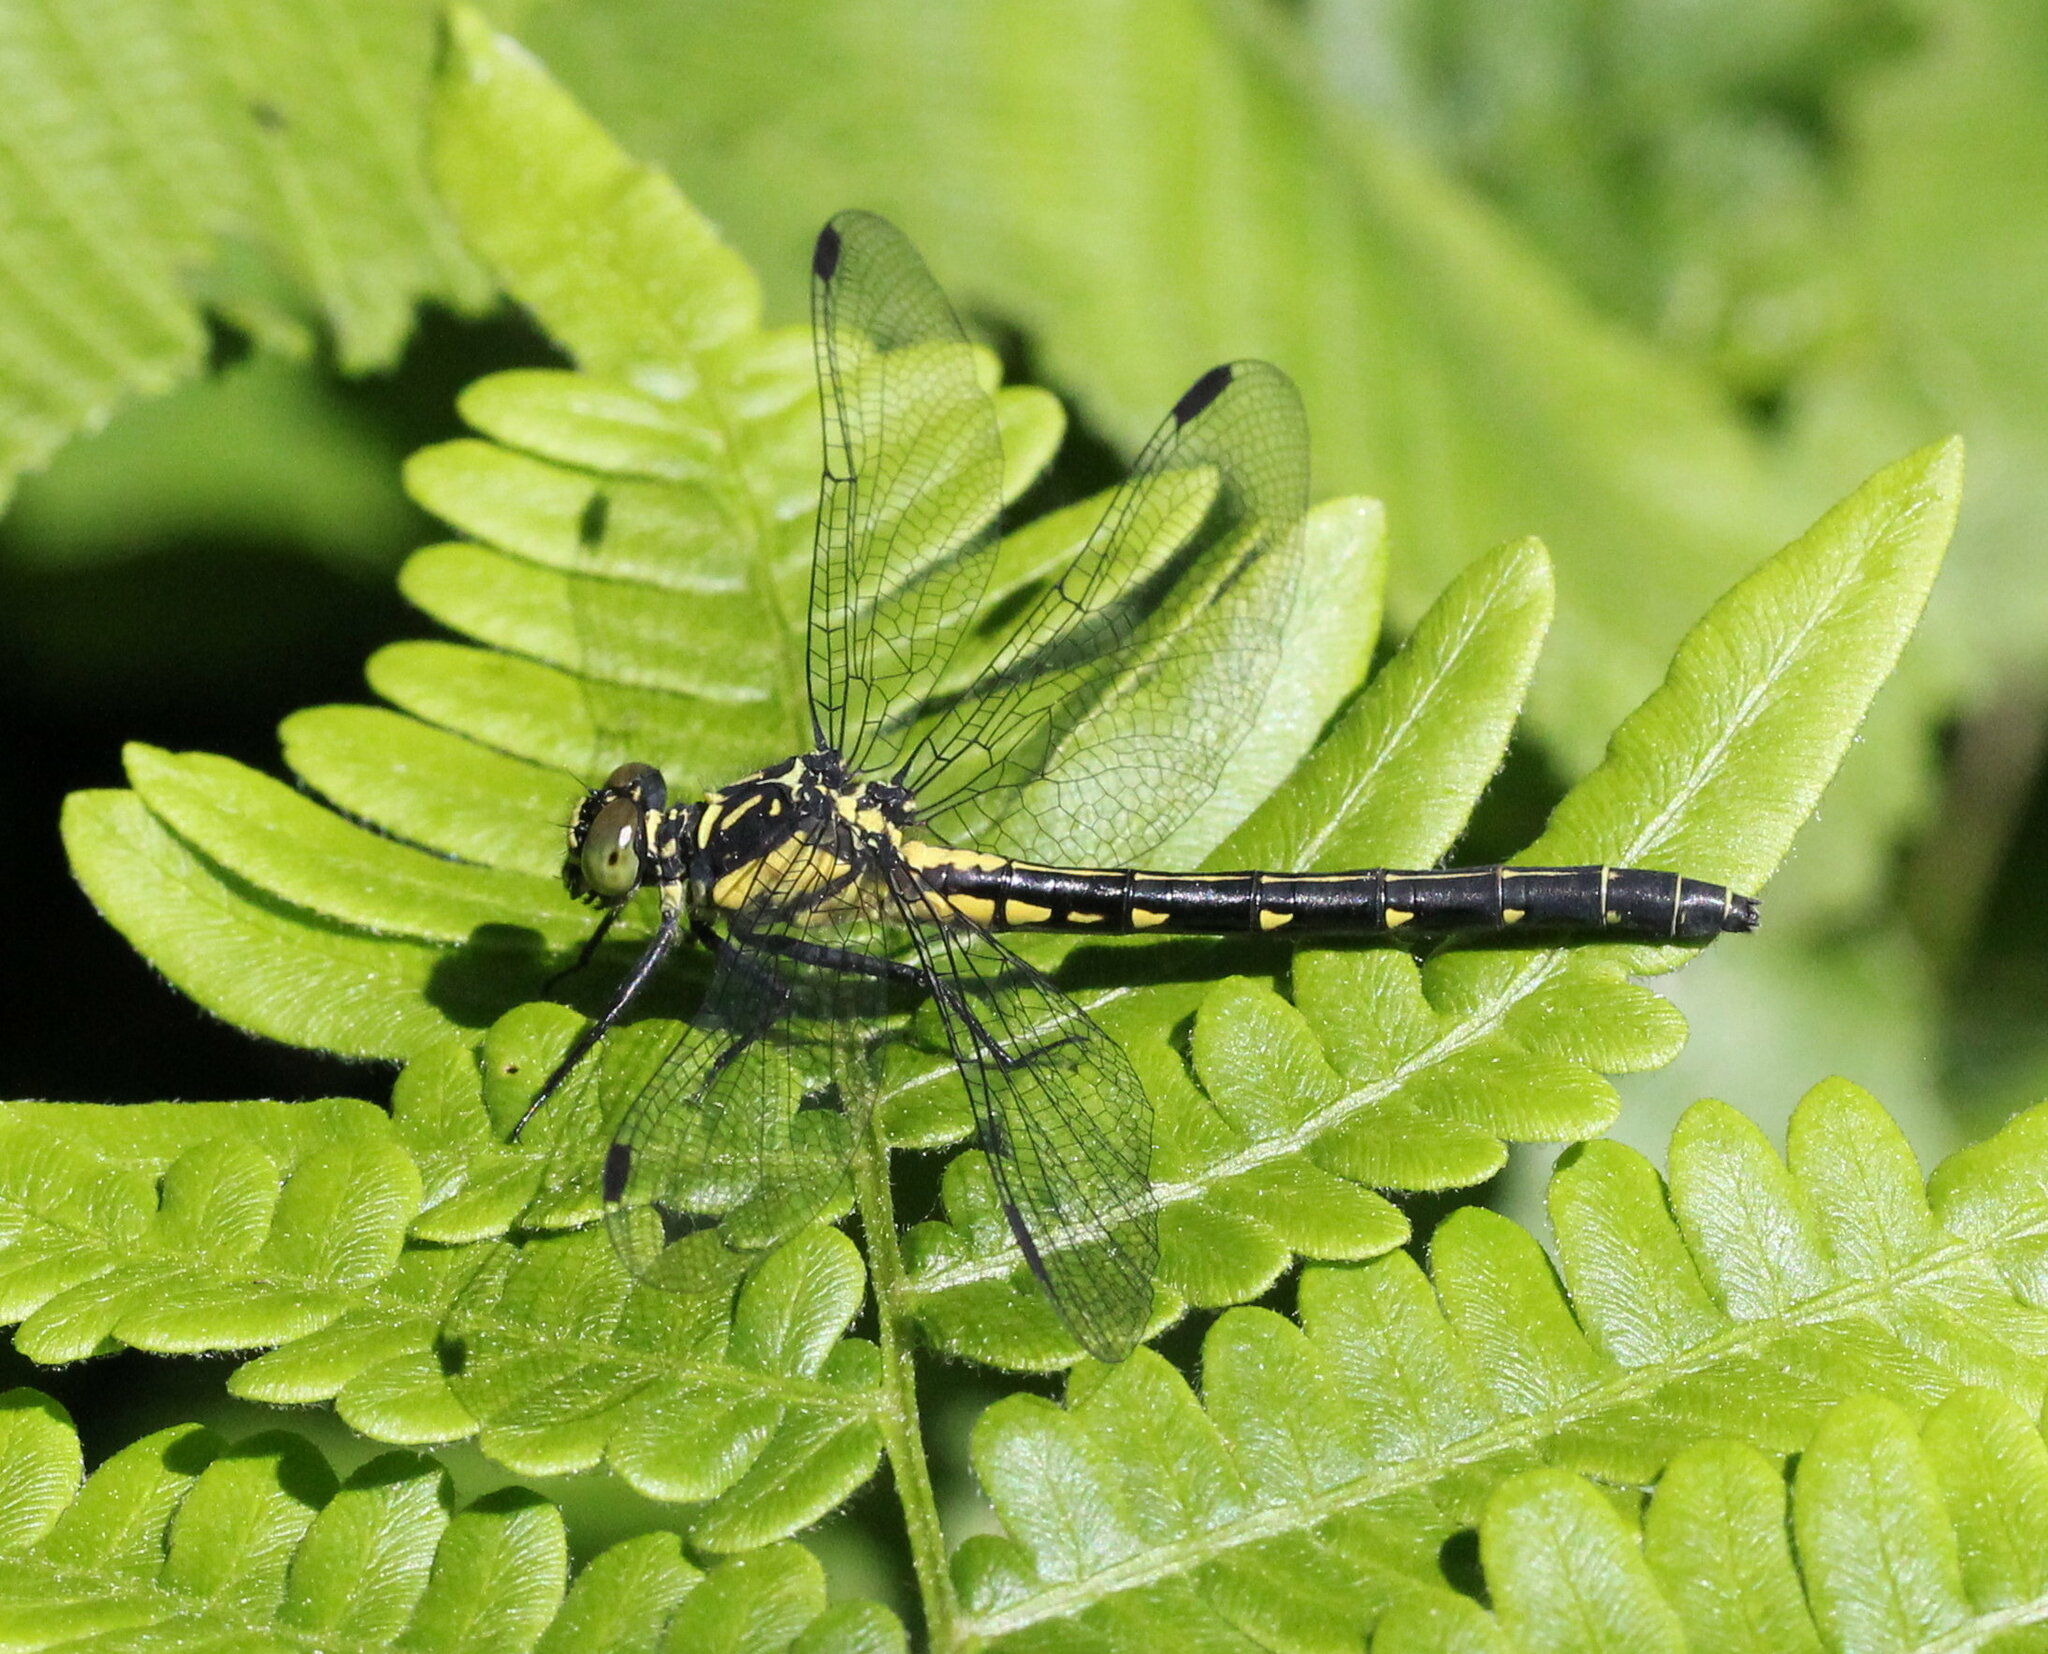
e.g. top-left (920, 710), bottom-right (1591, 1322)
top-left (907, 360), bottom-right (1309, 867)
top-left (808, 212), bottom-right (1006, 775)
top-left (889, 882), bottom-right (1158, 1362)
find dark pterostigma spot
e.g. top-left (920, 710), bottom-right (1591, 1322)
top-left (813, 223), bottom-right (843, 282)
top-left (603, 1140), bottom-right (632, 1202)
top-left (1172, 362), bottom-right (1235, 426)
top-left (578, 490), bottom-right (609, 548)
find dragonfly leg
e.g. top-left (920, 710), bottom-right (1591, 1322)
top-left (735, 926), bottom-right (1081, 1081)
top-left (512, 910), bottom-right (684, 1141)
top-left (543, 907), bottom-right (620, 994)
top-left (732, 926), bottom-right (929, 988)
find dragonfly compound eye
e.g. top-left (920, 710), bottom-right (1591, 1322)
top-left (580, 796), bottom-right (644, 902)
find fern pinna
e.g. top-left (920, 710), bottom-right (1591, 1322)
top-left (14, 12), bottom-right (1996, 1651)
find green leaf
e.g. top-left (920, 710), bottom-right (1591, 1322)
top-left (1483, 1470), bottom-right (1688, 1652)
top-left (0, 1099), bottom-right (418, 1363)
top-left (1369, 1386), bottom-right (2048, 1652)
top-left (22, 23), bottom-right (1973, 1629)
top-left (1219, 533), bottom-right (1550, 872)
top-left (0, 1), bottom-right (487, 504)
top-left (516, 0), bottom-right (1805, 779)
top-left (431, 6), bottom-right (761, 374)
top-left (0, 1076), bottom-right (877, 1551)
top-left (60, 13), bottom-right (1094, 1067)
top-left (62, 786), bottom-right (511, 1063)
top-left (1524, 438), bottom-right (1960, 971)
top-left (893, 536), bottom-right (1552, 1364)
top-left (5, 353), bottom-right (421, 575)
top-left (950, 1080), bottom-right (2048, 1644)
top-left (0, 1387), bottom-right (897, 1650)
top-left (1142, 494), bottom-right (1388, 869)
top-left (280, 704), bottom-right (577, 880)
top-left (436, 1225), bottom-right (883, 1552)
top-left (121, 741), bottom-right (584, 950)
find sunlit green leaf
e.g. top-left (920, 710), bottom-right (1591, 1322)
top-left (904, 441), bottom-right (1957, 1367)
top-left (0, 1), bottom-right (487, 506)
top-left (0, 1388), bottom-right (896, 1650)
top-left (1364, 1385), bottom-right (2048, 1652)
top-left (954, 1082), bottom-right (2048, 1645)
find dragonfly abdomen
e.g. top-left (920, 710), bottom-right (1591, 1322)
top-left (915, 852), bottom-right (1759, 940)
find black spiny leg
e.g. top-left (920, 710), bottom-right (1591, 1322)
top-left (543, 907), bottom-right (621, 994)
top-left (512, 911), bottom-right (684, 1140)
top-left (735, 925), bottom-right (931, 990)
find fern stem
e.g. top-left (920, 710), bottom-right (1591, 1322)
top-left (848, 1084), bottom-right (962, 1649)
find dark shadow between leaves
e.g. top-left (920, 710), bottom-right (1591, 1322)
top-left (219, 1429), bottom-right (337, 1508)
top-left (1437, 1526), bottom-right (1489, 1606)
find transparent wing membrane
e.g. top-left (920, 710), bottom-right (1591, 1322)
top-left (906, 360), bottom-right (1309, 866)
top-left (601, 843), bottom-right (884, 1293)
top-left (546, 212), bottom-right (1314, 1364)
top-left (888, 879), bottom-right (1158, 1362)
top-left (808, 211), bottom-right (1006, 776)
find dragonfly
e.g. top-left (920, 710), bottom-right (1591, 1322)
top-left (517, 210), bottom-right (1760, 1363)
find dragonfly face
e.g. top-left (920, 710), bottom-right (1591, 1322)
top-left (563, 761), bottom-right (683, 909)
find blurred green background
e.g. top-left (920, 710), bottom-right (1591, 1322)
top-left (0, 0), bottom-right (2042, 1596)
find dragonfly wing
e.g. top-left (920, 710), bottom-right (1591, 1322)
top-left (808, 211), bottom-right (1006, 776)
top-left (598, 935), bottom-right (844, 1292)
top-left (602, 837), bottom-right (888, 1292)
top-left (906, 360), bottom-right (1310, 867)
top-left (889, 879), bottom-right (1158, 1361)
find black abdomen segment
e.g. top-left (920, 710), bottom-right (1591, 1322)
top-left (922, 859), bottom-right (1760, 941)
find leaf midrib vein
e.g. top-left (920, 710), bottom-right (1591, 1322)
top-left (909, 950), bottom-right (1568, 1297)
top-left (962, 1219), bottom-right (2048, 1638)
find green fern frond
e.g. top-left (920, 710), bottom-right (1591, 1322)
top-left (0, 1093), bottom-right (880, 1551)
top-left (0, 1), bottom-right (488, 502)
top-left (9, 1074), bottom-right (2048, 1639)
top-left (902, 435), bottom-right (1958, 1366)
top-left (1375, 1386), bottom-right (2048, 1651)
top-left (59, 14), bottom-right (1959, 1379)
top-left (0, 1386), bottom-right (900, 1651)
top-left (953, 1081), bottom-right (2048, 1644)
top-left (17, 18), bottom-right (1979, 1628)
top-left (0, 1099), bottom-right (417, 1363)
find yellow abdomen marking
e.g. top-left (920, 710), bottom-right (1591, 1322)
top-left (900, 840), bottom-right (1009, 875)
top-left (946, 893), bottom-right (999, 927)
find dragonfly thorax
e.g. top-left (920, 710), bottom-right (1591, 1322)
top-left (565, 750), bottom-right (923, 922)
top-left (691, 749), bottom-right (917, 919)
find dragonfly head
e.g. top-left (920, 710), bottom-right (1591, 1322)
top-left (566, 761), bottom-right (669, 906)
